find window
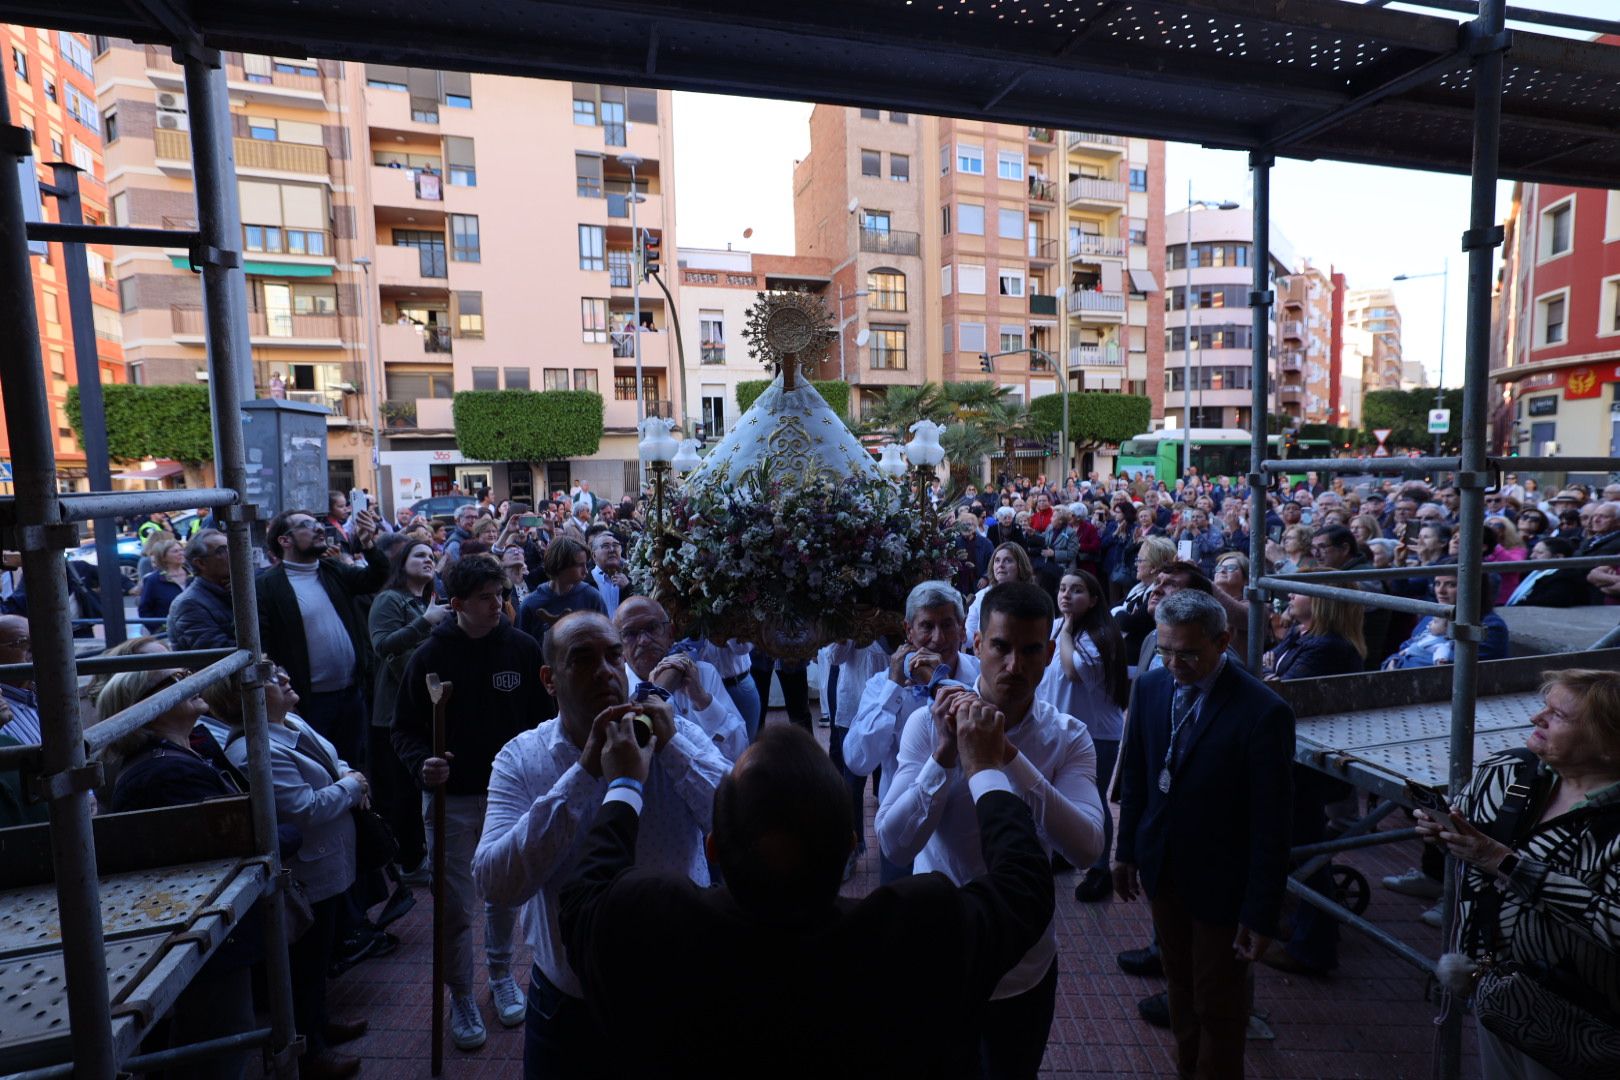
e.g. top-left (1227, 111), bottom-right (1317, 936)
top-left (505, 367), bottom-right (531, 391)
top-left (870, 325), bottom-right (907, 370)
top-left (12, 48), bottom-right (24, 82)
top-left (1541, 199), bottom-right (1573, 260)
top-left (600, 100), bottom-right (626, 147)
top-left (997, 208), bottom-right (1023, 240)
top-left (613, 374), bottom-right (659, 401)
top-left (573, 369), bottom-right (599, 393)
top-left (455, 291), bottom-right (484, 337)
top-left (1165, 324), bottom-right (1253, 351)
top-left (890, 111), bottom-right (909, 124)
top-left (581, 298), bottom-right (608, 343)
top-left (573, 97), bottom-right (597, 125)
top-left (868, 269), bottom-right (906, 311)
top-left (578, 225), bottom-right (605, 270)
top-left (1129, 168), bottom-right (1148, 192)
top-left (860, 149), bottom-right (881, 178)
top-left (248, 117), bottom-right (278, 140)
top-left (445, 137), bottom-right (476, 186)
top-left (291, 283), bottom-right (336, 314)
top-left (958, 264), bottom-right (986, 295)
top-left (627, 89), bottom-right (658, 124)
top-left (472, 367), bottom-right (499, 390)
top-left (1536, 291), bottom-right (1568, 346)
top-left (940, 206), bottom-right (950, 236)
top-left (940, 265), bottom-right (952, 296)
top-left (959, 322), bottom-right (987, 353)
top-left (450, 214), bottom-right (480, 262)
top-left (999, 327), bottom-right (1026, 353)
top-left (44, 79), bottom-right (56, 104)
top-left (576, 153), bottom-right (603, 198)
top-left (701, 393), bottom-right (726, 437)
top-left (941, 322), bottom-right (953, 353)
top-left (49, 134), bottom-right (61, 158)
top-left (861, 210), bottom-right (891, 234)
top-left (1603, 277), bottom-right (1620, 336)
top-left (859, 108), bottom-right (880, 120)
top-left (700, 310), bottom-right (725, 362)
top-left (939, 143), bottom-right (950, 176)
top-left (543, 369), bottom-right (570, 391)
top-left (103, 109), bottom-right (118, 142)
top-left (1128, 217), bottom-right (1147, 246)
top-left (890, 153), bottom-right (909, 182)
top-left (996, 151), bottom-right (1024, 182)
top-left (957, 144), bottom-right (984, 175)
top-left (59, 34), bottom-right (93, 77)
top-left (1168, 242), bottom-right (1252, 270)
top-left (998, 269), bottom-right (1025, 297)
top-left (959, 203), bottom-right (984, 236)
top-left (65, 86), bottom-right (99, 131)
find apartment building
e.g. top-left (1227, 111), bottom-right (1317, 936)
top-left (1344, 287), bottom-right (1405, 394)
top-left (793, 105), bottom-right (932, 415)
top-left (93, 42), bottom-right (372, 491)
top-left (1163, 205), bottom-right (1294, 431)
top-left (0, 26), bottom-right (123, 490)
top-left (1276, 259), bottom-right (1340, 425)
top-left (1490, 180), bottom-right (1620, 463)
top-left (355, 70), bottom-right (678, 507)
top-left (675, 248), bottom-right (835, 440)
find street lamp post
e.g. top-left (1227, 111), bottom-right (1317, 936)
top-left (837, 287), bottom-right (869, 382)
top-left (619, 153), bottom-right (646, 489)
top-left (1181, 187), bottom-right (1241, 478)
top-left (1393, 260), bottom-right (1450, 455)
top-left (354, 256), bottom-right (381, 513)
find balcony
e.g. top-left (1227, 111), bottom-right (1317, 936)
top-left (376, 242), bottom-right (448, 288)
top-left (608, 329), bottom-right (671, 366)
top-left (382, 400), bottom-right (418, 429)
top-left (1069, 344), bottom-right (1125, 367)
top-left (700, 343), bottom-right (726, 365)
top-left (285, 388), bottom-right (353, 424)
top-left (1278, 350), bottom-right (1305, 373)
top-left (172, 305), bottom-right (342, 346)
top-left (417, 398), bottom-right (455, 430)
top-left (1067, 131), bottom-right (1126, 150)
top-left (1028, 178), bottom-right (1057, 204)
top-left (1066, 290), bottom-right (1127, 317)
top-left (1278, 384), bottom-right (1305, 405)
top-left (858, 228), bottom-right (919, 257)
top-left (1066, 176), bottom-right (1127, 207)
top-left (153, 128), bottom-right (329, 177)
top-left (604, 397), bottom-right (674, 430)
top-left (1069, 234), bottom-right (1127, 258)
top-left (372, 164), bottom-right (446, 208)
top-left (1281, 320), bottom-right (1306, 340)
top-left (1028, 237), bottom-right (1058, 264)
top-left (145, 48), bottom-right (327, 104)
top-left (1028, 294), bottom-right (1058, 317)
top-left (1028, 127), bottom-right (1056, 150)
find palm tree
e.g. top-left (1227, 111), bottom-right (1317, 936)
top-left (980, 400), bottom-right (1040, 483)
top-left (859, 383), bottom-right (950, 440)
top-left (940, 422), bottom-right (995, 488)
top-left (940, 381), bottom-right (1009, 419)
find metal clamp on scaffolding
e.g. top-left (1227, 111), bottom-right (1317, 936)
top-left (188, 243), bottom-right (242, 273)
top-left (29, 762), bottom-right (103, 803)
top-left (0, 522), bottom-right (79, 552)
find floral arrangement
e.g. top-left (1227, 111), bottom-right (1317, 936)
top-left (630, 466), bottom-right (963, 658)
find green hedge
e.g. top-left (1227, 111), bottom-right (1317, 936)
top-left (1363, 387), bottom-right (1464, 452)
top-left (66, 383), bottom-right (215, 464)
top-left (452, 389), bottom-right (604, 461)
top-left (736, 379), bottom-right (850, 419)
top-left (1027, 393), bottom-right (1151, 447)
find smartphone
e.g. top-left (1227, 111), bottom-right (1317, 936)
top-left (520, 515), bottom-right (543, 528)
top-left (322, 524), bottom-right (343, 550)
top-left (352, 490), bottom-right (369, 514)
top-left (1404, 779), bottom-right (1451, 816)
top-left (1177, 539), bottom-right (1194, 561)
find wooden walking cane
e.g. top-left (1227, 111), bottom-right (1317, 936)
top-left (426, 674), bottom-right (453, 1076)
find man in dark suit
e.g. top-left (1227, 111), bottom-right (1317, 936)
top-left (257, 508), bottom-right (387, 767)
top-left (1114, 589), bottom-right (1294, 1079)
top-left (559, 711), bottom-right (1054, 1078)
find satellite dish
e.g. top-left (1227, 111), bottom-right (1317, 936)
top-left (847, 197), bottom-right (860, 214)
top-left (742, 227), bottom-right (753, 239)
top-left (854, 329), bottom-right (871, 347)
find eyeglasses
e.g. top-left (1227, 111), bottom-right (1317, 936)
top-left (1215, 563), bottom-right (1242, 574)
top-left (139, 670), bottom-right (191, 702)
top-left (1154, 646), bottom-right (1204, 663)
top-left (620, 623), bottom-right (669, 643)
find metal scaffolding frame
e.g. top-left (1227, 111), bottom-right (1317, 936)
top-left (0, 45), bottom-right (296, 1080)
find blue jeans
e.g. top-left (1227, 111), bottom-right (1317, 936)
top-left (524, 965), bottom-right (606, 1080)
top-left (724, 674), bottom-right (762, 742)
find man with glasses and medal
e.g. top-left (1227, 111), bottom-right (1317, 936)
top-left (1112, 589), bottom-right (1294, 1080)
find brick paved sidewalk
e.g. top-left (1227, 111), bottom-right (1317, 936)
top-left (329, 714), bottom-right (1480, 1078)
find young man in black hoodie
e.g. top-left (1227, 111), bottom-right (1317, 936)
top-left (392, 554), bottom-right (553, 1051)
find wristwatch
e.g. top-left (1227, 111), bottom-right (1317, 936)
top-left (1496, 851), bottom-right (1520, 877)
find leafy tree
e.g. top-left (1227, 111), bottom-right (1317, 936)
top-left (66, 384), bottom-right (215, 463)
top-left (452, 390), bottom-right (603, 461)
top-left (940, 422), bottom-right (995, 487)
top-left (981, 400), bottom-right (1041, 474)
top-left (858, 382), bottom-right (951, 440)
top-left (1026, 393), bottom-right (1152, 454)
top-left (1362, 387), bottom-right (1464, 453)
top-left (941, 381), bottom-right (1009, 418)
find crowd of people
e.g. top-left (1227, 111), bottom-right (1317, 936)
top-left (0, 465), bottom-right (1615, 1080)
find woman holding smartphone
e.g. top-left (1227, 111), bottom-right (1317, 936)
top-left (368, 539), bottom-right (452, 882)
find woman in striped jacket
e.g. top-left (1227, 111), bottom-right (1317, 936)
top-left (1416, 668), bottom-right (1620, 1079)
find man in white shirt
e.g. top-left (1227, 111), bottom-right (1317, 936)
top-left (844, 580), bottom-right (980, 882)
top-left (587, 530), bottom-right (632, 616)
top-left (474, 611), bottom-right (729, 1080)
top-left (876, 580), bottom-right (1104, 1078)
top-left (613, 597), bottom-right (747, 763)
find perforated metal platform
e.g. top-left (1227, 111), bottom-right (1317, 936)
top-left (1296, 690), bottom-right (1540, 794)
top-left (0, 934), bottom-right (167, 1066)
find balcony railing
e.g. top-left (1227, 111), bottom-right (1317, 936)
top-left (424, 326), bottom-right (452, 353)
top-left (1028, 127), bottom-right (1055, 145)
top-left (1066, 177), bottom-right (1127, 204)
top-left (1028, 294), bottom-right (1058, 317)
top-left (1067, 290), bottom-right (1126, 315)
top-left (701, 343), bottom-right (726, 364)
top-left (173, 306), bottom-right (340, 340)
top-left (154, 128), bottom-right (329, 176)
top-left (1069, 234), bottom-right (1127, 258)
top-left (870, 347), bottom-right (908, 371)
top-left (1067, 131), bottom-right (1125, 149)
top-left (1028, 178), bottom-right (1057, 203)
top-left (1279, 350), bottom-right (1304, 372)
top-left (1281, 320), bottom-right (1306, 339)
top-left (382, 400), bottom-right (418, 429)
top-left (1028, 237), bottom-right (1059, 262)
top-left (285, 388), bottom-right (347, 414)
top-left (1069, 344), bottom-right (1125, 367)
top-left (858, 228), bottom-right (919, 257)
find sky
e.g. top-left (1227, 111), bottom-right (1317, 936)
top-left (671, 0), bottom-right (1614, 391)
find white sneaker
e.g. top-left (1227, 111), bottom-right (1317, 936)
top-left (489, 975), bottom-right (525, 1028)
top-left (1420, 904), bottom-right (1444, 929)
top-left (450, 994), bottom-right (487, 1050)
top-left (1381, 868), bottom-right (1442, 899)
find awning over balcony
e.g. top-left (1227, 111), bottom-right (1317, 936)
top-left (167, 256), bottom-right (334, 278)
top-left (1128, 269), bottom-right (1159, 294)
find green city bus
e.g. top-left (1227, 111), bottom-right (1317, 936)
top-left (1116, 429), bottom-right (1332, 485)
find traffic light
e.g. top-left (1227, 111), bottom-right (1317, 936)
top-left (980, 353), bottom-right (993, 373)
top-left (1282, 429), bottom-right (1300, 457)
top-left (641, 230), bottom-right (661, 279)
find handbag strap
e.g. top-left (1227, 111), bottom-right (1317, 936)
top-left (1466, 751), bottom-right (1541, 956)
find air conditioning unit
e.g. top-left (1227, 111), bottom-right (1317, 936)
top-left (158, 112), bottom-right (189, 132)
top-left (156, 92), bottom-right (183, 110)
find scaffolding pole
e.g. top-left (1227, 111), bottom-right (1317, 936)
top-left (0, 68), bottom-right (118, 1079)
top-left (1246, 154), bottom-right (1273, 675)
top-left (182, 48), bottom-right (300, 1077)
